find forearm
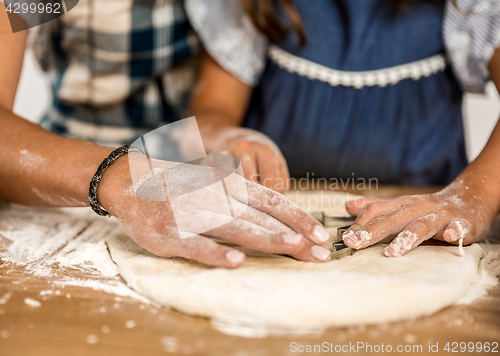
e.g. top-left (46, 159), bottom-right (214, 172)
top-left (454, 47), bottom-right (500, 216)
top-left (0, 107), bottom-right (114, 206)
top-left (188, 52), bottom-right (252, 152)
top-left (454, 119), bottom-right (500, 215)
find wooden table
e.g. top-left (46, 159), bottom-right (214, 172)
top-left (1, 186), bottom-right (499, 356)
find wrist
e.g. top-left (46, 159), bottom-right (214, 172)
top-left (446, 171), bottom-right (500, 218)
top-left (56, 141), bottom-right (115, 207)
top-left (96, 152), bottom-right (133, 217)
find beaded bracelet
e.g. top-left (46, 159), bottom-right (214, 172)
top-left (88, 144), bottom-right (138, 217)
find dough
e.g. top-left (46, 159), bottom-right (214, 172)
top-left (106, 190), bottom-right (489, 330)
top-left (107, 236), bottom-right (483, 329)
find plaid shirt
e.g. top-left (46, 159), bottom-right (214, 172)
top-left (27, 0), bottom-right (200, 146)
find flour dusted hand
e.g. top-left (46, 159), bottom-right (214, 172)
top-left (202, 125), bottom-right (289, 194)
top-left (98, 153), bottom-right (330, 268)
top-left (340, 48), bottom-right (500, 256)
top-left (342, 179), bottom-right (498, 257)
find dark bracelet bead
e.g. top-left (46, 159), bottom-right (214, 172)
top-left (88, 144), bottom-right (141, 217)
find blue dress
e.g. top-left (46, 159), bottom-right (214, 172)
top-left (242, 0), bottom-right (466, 185)
top-left (186, 0), bottom-right (500, 185)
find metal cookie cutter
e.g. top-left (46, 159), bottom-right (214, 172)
top-left (336, 224), bottom-right (352, 241)
top-left (329, 224), bottom-right (354, 260)
top-left (309, 211), bottom-right (355, 260)
top-left (331, 241), bottom-right (353, 260)
top-left (309, 212), bottom-right (356, 227)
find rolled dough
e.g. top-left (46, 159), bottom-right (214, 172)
top-left (107, 236), bottom-right (483, 329)
top-left (106, 190), bottom-right (490, 330)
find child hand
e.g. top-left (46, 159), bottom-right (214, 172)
top-left (342, 181), bottom-right (498, 257)
top-left (205, 126), bottom-right (290, 194)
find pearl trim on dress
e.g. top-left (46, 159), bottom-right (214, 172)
top-left (268, 44), bottom-right (447, 89)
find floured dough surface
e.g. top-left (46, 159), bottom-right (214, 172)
top-left (107, 235), bottom-right (483, 329)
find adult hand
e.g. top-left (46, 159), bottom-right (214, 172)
top-left (98, 154), bottom-right (330, 268)
top-left (342, 180), bottom-right (498, 257)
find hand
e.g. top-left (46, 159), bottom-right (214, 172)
top-left (98, 154), bottom-right (330, 268)
top-left (342, 180), bottom-right (498, 257)
top-left (202, 125), bottom-right (289, 194)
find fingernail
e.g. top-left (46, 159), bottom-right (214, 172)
top-left (384, 244), bottom-right (406, 258)
top-left (444, 228), bottom-right (459, 242)
top-left (226, 250), bottom-right (245, 265)
top-left (343, 236), bottom-right (355, 248)
top-left (385, 232), bottom-right (415, 257)
top-left (342, 229), bottom-right (357, 241)
top-left (384, 245), bottom-right (395, 257)
top-left (358, 230), bottom-right (372, 242)
top-left (342, 224), bottom-right (360, 239)
top-left (344, 230), bottom-right (370, 249)
top-left (283, 233), bottom-right (303, 245)
top-left (313, 225), bottom-right (329, 243)
top-left (311, 245), bottom-right (331, 261)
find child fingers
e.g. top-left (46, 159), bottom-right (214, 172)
top-left (343, 201), bottom-right (428, 250)
top-left (384, 213), bottom-right (443, 257)
top-left (256, 146), bottom-right (282, 192)
top-left (443, 218), bottom-right (471, 244)
top-left (345, 196), bottom-right (413, 234)
top-left (239, 152), bottom-right (259, 183)
top-left (345, 197), bottom-right (383, 216)
top-left (278, 154), bottom-right (290, 193)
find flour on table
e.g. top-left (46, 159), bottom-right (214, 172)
top-left (125, 320), bottom-right (137, 329)
top-left (0, 204), bottom-right (148, 302)
top-left (0, 292), bottom-right (12, 304)
top-left (86, 334), bottom-right (99, 344)
top-left (0, 205), bottom-right (119, 276)
top-left (24, 297), bottom-right (42, 308)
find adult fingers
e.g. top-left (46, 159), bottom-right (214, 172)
top-left (384, 213), bottom-right (443, 257)
top-left (286, 238), bottom-right (332, 263)
top-left (144, 233), bottom-right (247, 268)
top-left (204, 216), bottom-right (330, 261)
top-left (237, 204), bottom-right (294, 234)
top-left (227, 177), bottom-right (330, 245)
